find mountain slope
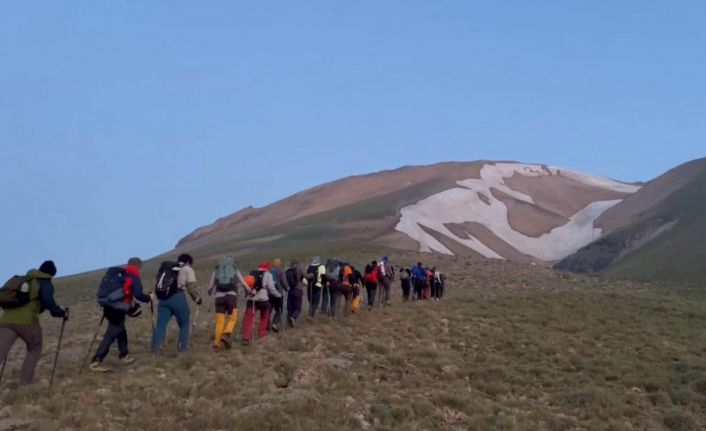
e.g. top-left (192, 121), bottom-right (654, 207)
top-left (556, 157), bottom-right (706, 284)
top-left (175, 161), bottom-right (639, 264)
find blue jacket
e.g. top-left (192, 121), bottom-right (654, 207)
top-left (411, 265), bottom-right (427, 280)
top-left (38, 278), bottom-right (66, 318)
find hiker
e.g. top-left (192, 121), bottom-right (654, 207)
top-left (400, 268), bottom-right (411, 301)
top-left (241, 263), bottom-right (278, 344)
top-left (321, 258), bottom-right (339, 316)
top-left (151, 254), bottom-right (202, 354)
top-left (351, 266), bottom-right (364, 313)
top-left (331, 262), bottom-right (354, 317)
top-left (285, 259), bottom-right (305, 327)
top-left (306, 257), bottom-right (326, 319)
top-left (430, 267), bottom-right (439, 300)
top-left (411, 262), bottom-right (426, 300)
top-left (378, 257), bottom-right (395, 306)
top-left (434, 269), bottom-right (445, 300)
top-left (90, 258), bottom-right (150, 372)
top-left (363, 263), bottom-right (379, 310)
top-left (323, 259), bottom-right (341, 317)
top-left (207, 257), bottom-right (243, 349)
top-left (0, 260), bottom-right (68, 384)
top-left (269, 258), bottom-right (290, 332)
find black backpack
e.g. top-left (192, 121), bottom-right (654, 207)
top-left (306, 265), bottom-right (319, 286)
top-left (0, 275), bottom-right (31, 310)
top-left (155, 261), bottom-right (180, 300)
top-left (285, 267), bottom-right (299, 288)
top-left (97, 267), bottom-right (128, 310)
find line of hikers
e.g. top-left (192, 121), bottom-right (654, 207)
top-left (0, 255), bottom-right (446, 383)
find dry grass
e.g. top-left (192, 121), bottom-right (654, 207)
top-left (1, 256), bottom-right (706, 430)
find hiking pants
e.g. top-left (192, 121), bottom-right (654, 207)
top-left (414, 279), bottom-right (424, 300)
top-left (381, 278), bottom-right (392, 304)
top-left (214, 294), bottom-right (238, 346)
top-left (0, 324), bottom-right (43, 384)
top-left (270, 295), bottom-right (284, 329)
top-left (152, 292), bottom-right (190, 353)
top-left (401, 279), bottom-right (411, 300)
top-left (331, 284), bottom-right (352, 317)
top-left (309, 286), bottom-right (322, 318)
top-left (93, 307), bottom-right (128, 362)
top-left (321, 286), bottom-right (332, 315)
top-left (242, 300), bottom-right (271, 342)
top-left (365, 282), bottom-right (377, 307)
top-left (430, 281), bottom-right (438, 299)
top-left (287, 288), bottom-right (303, 321)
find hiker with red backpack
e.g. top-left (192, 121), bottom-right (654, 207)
top-left (285, 259), bottom-right (306, 328)
top-left (241, 263), bottom-right (279, 345)
top-left (90, 258), bottom-right (150, 372)
top-left (151, 254), bottom-right (203, 354)
top-left (269, 258), bottom-right (290, 332)
top-left (207, 257), bottom-right (244, 349)
top-left (363, 263), bottom-right (379, 310)
top-left (0, 260), bottom-right (68, 384)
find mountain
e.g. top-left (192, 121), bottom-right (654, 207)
top-left (556, 157), bottom-right (706, 284)
top-left (174, 161), bottom-right (640, 264)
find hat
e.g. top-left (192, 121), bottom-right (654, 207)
top-left (259, 262), bottom-right (271, 271)
top-left (382, 256), bottom-right (389, 263)
top-left (39, 260), bottom-right (57, 277)
top-left (311, 256), bottom-right (321, 266)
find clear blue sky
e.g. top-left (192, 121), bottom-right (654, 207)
top-left (1, 1), bottom-right (704, 276)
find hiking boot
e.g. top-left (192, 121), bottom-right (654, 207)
top-left (121, 355), bottom-right (136, 365)
top-left (288, 317), bottom-right (295, 328)
top-left (271, 323), bottom-right (280, 333)
top-left (241, 339), bottom-right (251, 346)
top-left (89, 362), bottom-right (111, 373)
top-left (221, 335), bottom-right (232, 350)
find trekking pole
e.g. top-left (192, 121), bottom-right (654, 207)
top-left (251, 298), bottom-right (256, 347)
top-left (80, 315), bottom-right (105, 373)
top-left (193, 303), bottom-right (200, 330)
top-left (50, 308), bottom-right (68, 388)
top-left (0, 357), bottom-right (6, 386)
top-left (281, 292), bottom-right (287, 333)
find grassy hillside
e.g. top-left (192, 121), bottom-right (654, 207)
top-left (2, 256), bottom-right (706, 430)
top-left (556, 159), bottom-right (706, 285)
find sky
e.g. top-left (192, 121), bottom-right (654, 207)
top-left (1, 1), bottom-right (704, 276)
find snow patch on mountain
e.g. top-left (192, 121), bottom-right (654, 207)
top-left (395, 163), bottom-right (640, 261)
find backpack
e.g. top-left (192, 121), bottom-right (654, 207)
top-left (340, 264), bottom-right (353, 288)
top-left (325, 259), bottom-right (340, 282)
top-left (97, 267), bottom-right (128, 309)
top-left (285, 267), bottom-right (299, 288)
top-left (0, 275), bottom-right (31, 310)
top-left (155, 261), bottom-right (180, 300)
top-left (215, 257), bottom-right (238, 292)
top-left (306, 265), bottom-right (320, 286)
top-left (249, 270), bottom-right (265, 291)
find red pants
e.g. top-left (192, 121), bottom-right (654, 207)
top-left (242, 301), bottom-right (271, 342)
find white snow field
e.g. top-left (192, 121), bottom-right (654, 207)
top-left (395, 163), bottom-right (641, 261)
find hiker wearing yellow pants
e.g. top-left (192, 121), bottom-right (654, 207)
top-left (213, 295), bottom-right (237, 349)
top-left (206, 258), bottom-right (241, 349)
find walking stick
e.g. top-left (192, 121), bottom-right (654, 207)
top-left (193, 303), bottom-right (200, 330)
top-left (281, 291), bottom-right (287, 333)
top-left (50, 309), bottom-right (68, 388)
top-left (0, 356), bottom-right (6, 385)
top-left (80, 315), bottom-right (105, 373)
